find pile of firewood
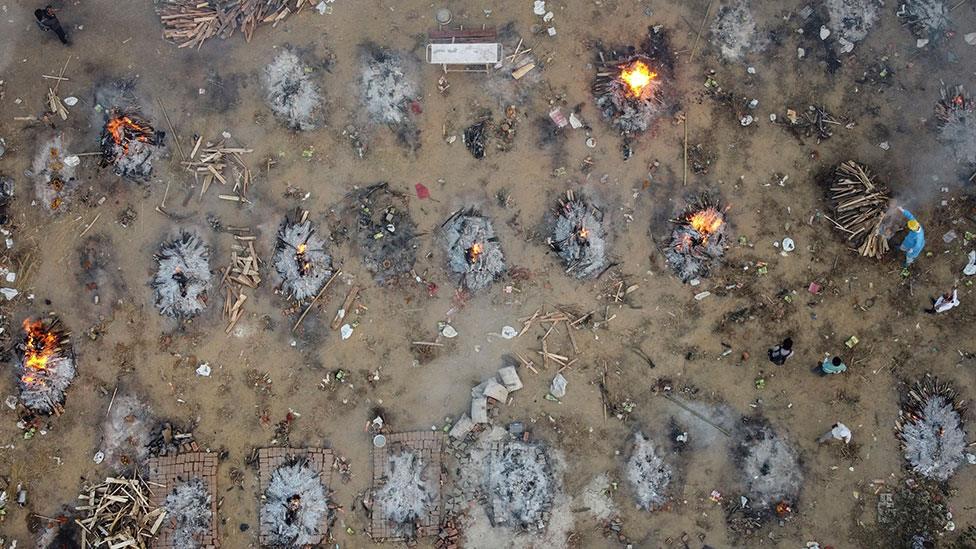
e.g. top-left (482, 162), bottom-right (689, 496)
top-left (156, 0), bottom-right (310, 49)
top-left (74, 476), bottom-right (165, 548)
top-left (221, 229), bottom-right (262, 334)
top-left (825, 161), bottom-right (891, 259)
top-left (182, 137), bottom-right (253, 202)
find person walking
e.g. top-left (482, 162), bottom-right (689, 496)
top-left (34, 5), bottom-right (69, 45)
top-left (815, 355), bottom-right (847, 376)
top-left (767, 337), bottom-right (794, 366)
top-left (817, 422), bottom-right (851, 444)
top-left (897, 207), bottom-right (924, 268)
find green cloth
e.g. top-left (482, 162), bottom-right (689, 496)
top-left (822, 357), bottom-right (847, 374)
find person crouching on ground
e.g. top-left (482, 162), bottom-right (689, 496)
top-left (815, 355), bottom-right (847, 376)
top-left (817, 422), bottom-right (851, 444)
top-left (34, 5), bottom-right (69, 45)
top-left (928, 287), bottom-right (959, 314)
top-left (768, 337), bottom-right (794, 366)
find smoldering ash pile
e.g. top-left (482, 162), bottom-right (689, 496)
top-left (664, 193), bottom-right (728, 283)
top-left (734, 419), bottom-right (803, 510)
top-left (33, 134), bottom-right (77, 212)
top-left (260, 459), bottom-right (330, 547)
top-left (100, 109), bottom-right (164, 179)
top-left (897, 378), bottom-right (968, 482)
top-left (487, 441), bottom-right (556, 528)
top-left (152, 232), bottom-right (212, 319)
top-left (897, 0), bottom-right (950, 41)
top-left (442, 208), bottom-right (506, 292)
top-left (936, 84), bottom-right (976, 166)
top-left (273, 212), bottom-right (333, 302)
top-left (359, 44), bottom-right (421, 148)
top-left (592, 27), bottom-right (676, 138)
top-left (163, 477), bottom-right (213, 549)
top-left (263, 49), bottom-right (323, 131)
top-left (16, 317), bottom-right (75, 415)
top-left (374, 450), bottom-right (439, 538)
top-left (348, 183), bottom-right (417, 284)
top-left (100, 394), bottom-right (153, 470)
top-left (626, 432), bottom-right (673, 511)
top-left (548, 190), bottom-right (608, 279)
top-left (710, 1), bottom-right (763, 62)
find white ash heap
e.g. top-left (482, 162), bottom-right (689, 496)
top-left (897, 0), bottom-right (950, 40)
top-left (442, 208), bottom-right (506, 291)
top-left (32, 134), bottom-right (78, 212)
top-left (664, 193), bottom-right (728, 283)
top-left (825, 0), bottom-right (880, 48)
top-left (359, 44), bottom-right (421, 148)
top-left (100, 394), bottom-right (153, 470)
top-left (374, 450), bottom-right (438, 537)
top-left (548, 191), bottom-right (608, 279)
top-left (260, 459), bottom-right (330, 547)
top-left (710, 1), bottom-right (765, 62)
top-left (100, 110), bottom-right (164, 179)
top-left (734, 419), bottom-right (802, 509)
top-left (626, 432), bottom-right (673, 511)
top-left (273, 214), bottom-right (333, 302)
top-left (163, 477), bottom-right (213, 549)
top-left (263, 49), bottom-right (323, 131)
top-left (349, 183), bottom-right (417, 284)
top-left (15, 317), bottom-right (75, 415)
top-left (898, 378), bottom-right (968, 482)
top-left (487, 441), bottom-right (556, 528)
top-left (936, 84), bottom-right (976, 165)
top-left (152, 232), bottom-right (212, 319)
top-left (592, 29), bottom-right (675, 136)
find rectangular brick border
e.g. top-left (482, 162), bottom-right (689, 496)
top-left (369, 431), bottom-right (445, 542)
top-left (257, 447), bottom-right (335, 547)
top-left (147, 452), bottom-right (220, 549)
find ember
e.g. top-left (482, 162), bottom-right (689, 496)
top-left (935, 83), bottom-right (976, 165)
top-left (16, 317), bottom-right (75, 415)
top-left (466, 242), bottom-right (484, 265)
top-left (548, 190), bottom-right (608, 279)
top-left (664, 193), bottom-right (728, 283)
top-left (273, 212), bottom-right (333, 302)
top-left (619, 59), bottom-right (657, 99)
top-left (442, 208), bottom-right (505, 291)
top-left (100, 110), bottom-right (164, 178)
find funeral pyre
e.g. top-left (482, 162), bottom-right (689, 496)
top-left (152, 232), bottom-right (212, 319)
top-left (32, 134), bottom-right (77, 212)
top-left (547, 190), bottom-right (608, 279)
top-left (15, 317), bottom-right (75, 415)
top-left (664, 193), bottom-right (728, 283)
top-left (486, 441), bottom-right (556, 528)
top-left (373, 449), bottom-right (439, 539)
top-left (345, 183), bottom-right (417, 285)
top-left (163, 477), bottom-right (213, 549)
top-left (100, 110), bottom-right (164, 178)
top-left (273, 211), bottom-right (333, 302)
top-left (75, 475), bottom-right (165, 549)
top-left (935, 83), bottom-right (976, 165)
top-left (260, 458), bottom-right (331, 547)
top-left (825, 161), bottom-right (891, 259)
top-left (897, 377), bottom-right (968, 482)
top-left (442, 208), bottom-right (506, 292)
top-left (734, 418), bottom-right (802, 512)
top-left (592, 28), bottom-right (675, 140)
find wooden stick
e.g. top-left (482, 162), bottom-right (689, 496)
top-left (331, 286), bottom-right (361, 330)
top-left (292, 270), bottom-right (341, 332)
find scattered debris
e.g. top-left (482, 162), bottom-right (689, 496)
top-left (152, 232), bottom-right (212, 319)
top-left (825, 0), bottom-right (879, 49)
top-left (343, 183), bottom-right (417, 285)
top-left (442, 208), bottom-right (506, 291)
top-left (263, 49), bottom-right (324, 131)
top-left (897, 0), bottom-right (950, 42)
top-left (710, 1), bottom-right (765, 61)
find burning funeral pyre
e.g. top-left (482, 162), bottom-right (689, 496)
top-left (936, 83), bottom-right (976, 165)
top-left (442, 208), bottom-right (506, 292)
top-left (346, 183), bottom-right (417, 285)
top-left (825, 161), bottom-right (892, 258)
top-left (152, 232), bottom-right (212, 319)
top-left (734, 419), bottom-right (802, 511)
top-left (548, 190), bottom-right (608, 279)
top-left (15, 317), bottom-right (75, 415)
top-left (373, 450), bottom-right (439, 539)
top-left (273, 212), bottom-right (333, 302)
top-left (260, 459), bottom-right (330, 547)
top-left (897, 378), bottom-right (968, 482)
top-left (32, 134), bottom-right (77, 212)
top-left (626, 432), bottom-right (673, 511)
top-left (592, 28), bottom-right (675, 145)
top-left (664, 193), bottom-right (728, 283)
top-left (486, 441), bottom-right (556, 528)
top-left (100, 110), bottom-right (164, 178)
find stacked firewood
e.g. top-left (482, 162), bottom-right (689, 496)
top-left (156, 0), bottom-right (310, 49)
top-left (182, 137), bottom-right (253, 202)
top-left (221, 229), bottom-right (262, 334)
top-left (826, 161), bottom-right (891, 259)
top-left (74, 476), bottom-right (165, 549)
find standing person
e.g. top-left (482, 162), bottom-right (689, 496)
top-left (929, 287), bottom-right (960, 314)
top-left (815, 355), bottom-right (847, 376)
top-left (767, 337), bottom-right (794, 366)
top-left (817, 422), bottom-right (851, 444)
top-left (897, 207), bottom-right (925, 268)
top-left (34, 5), bottom-right (69, 45)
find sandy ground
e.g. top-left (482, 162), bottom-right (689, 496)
top-left (1, 0), bottom-right (976, 547)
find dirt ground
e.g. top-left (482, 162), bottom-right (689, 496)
top-left (1, 0), bottom-right (976, 547)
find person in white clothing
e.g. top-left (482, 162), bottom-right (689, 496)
top-left (817, 422), bottom-right (851, 444)
top-left (930, 288), bottom-right (959, 314)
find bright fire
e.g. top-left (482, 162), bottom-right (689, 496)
top-left (295, 243), bottom-right (312, 275)
top-left (466, 242), bottom-right (484, 264)
top-left (21, 319), bottom-right (59, 384)
top-left (619, 60), bottom-right (657, 98)
top-left (578, 225), bottom-right (589, 241)
top-left (105, 115), bottom-right (154, 155)
top-left (688, 208), bottom-right (724, 239)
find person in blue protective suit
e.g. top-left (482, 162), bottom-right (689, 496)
top-left (897, 207), bottom-right (924, 267)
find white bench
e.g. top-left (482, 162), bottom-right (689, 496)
top-left (425, 42), bottom-right (503, 73)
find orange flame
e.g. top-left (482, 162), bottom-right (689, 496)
top-left (21, 319), bottom-right (59, 385)
top-left (578, 226), bottom-right (589, 240)
top-left (296, 243), bottom-right (312, 275)
top-left (105, 115), bottom-right (153, 155)
top-left (688, 208), bottom-right (724, 239)
top-left (619, 60), bottom-right (657, 98)
top-left (466, 242), bottom-right (484, 264)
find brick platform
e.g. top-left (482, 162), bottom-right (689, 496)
top-left (147, 452), bottom-right (219, 548)
top-left (369, 431), bottom-right (445, 542)
top-left (257, 447), bottom-right (335, 547)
